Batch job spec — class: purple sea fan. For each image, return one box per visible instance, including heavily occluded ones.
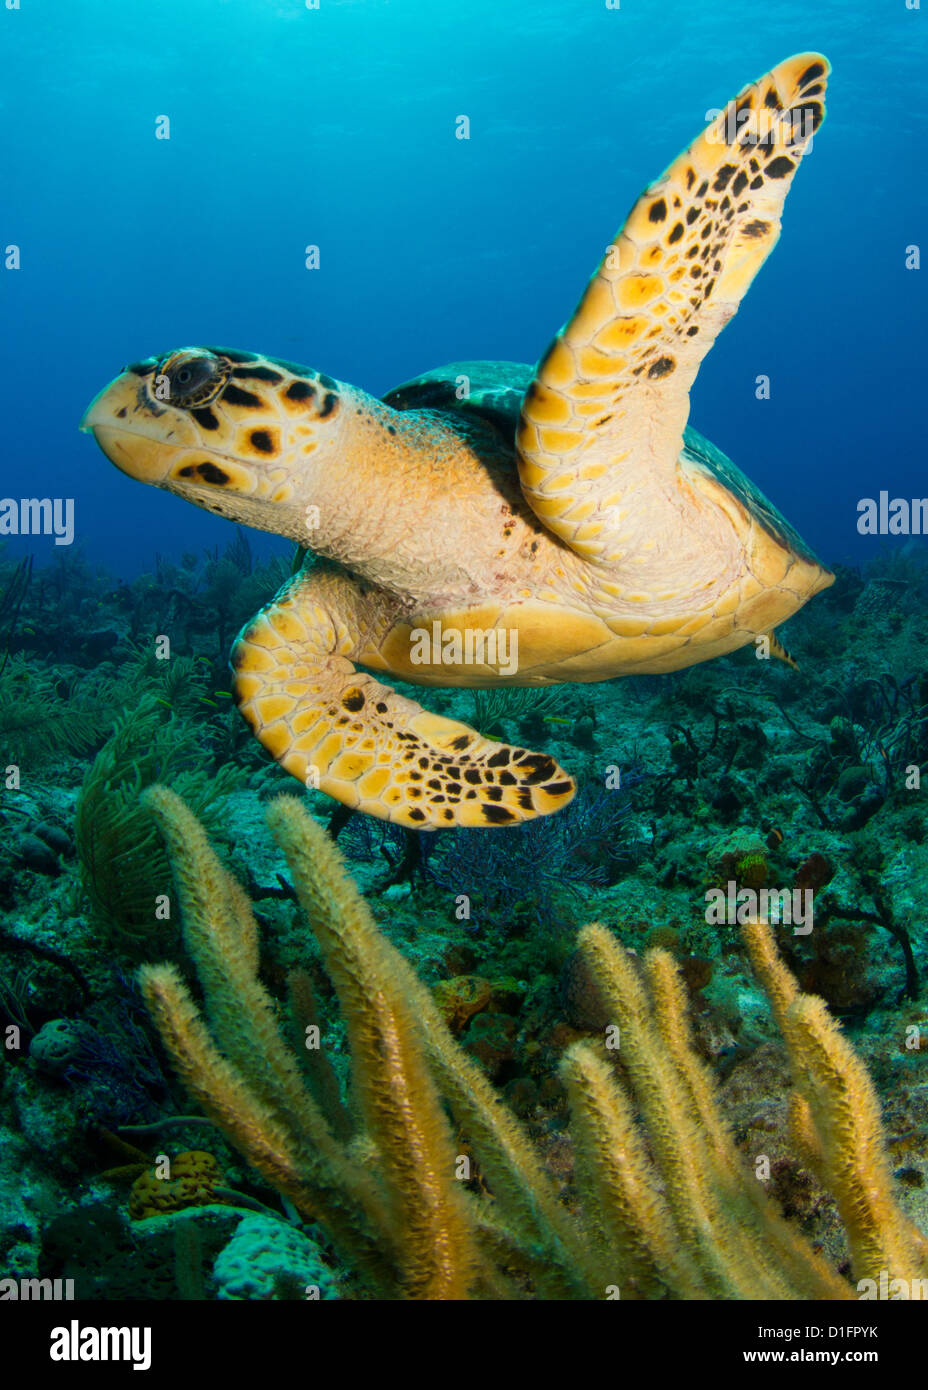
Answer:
[423,772,644,932]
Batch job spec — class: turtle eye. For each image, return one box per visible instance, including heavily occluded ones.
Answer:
[174,363,200,388]
[153,350,229,408]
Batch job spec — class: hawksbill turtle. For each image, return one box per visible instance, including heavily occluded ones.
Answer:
[83,53,833,830]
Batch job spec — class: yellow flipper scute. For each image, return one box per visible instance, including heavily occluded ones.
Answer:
[517,54,829,564]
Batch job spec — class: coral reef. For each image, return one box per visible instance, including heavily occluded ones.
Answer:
[2,541,927,1302]
[136,786,927,1299]
[212,1214,338,1300]
[75,697,244,942]
[129,1151,229,1220]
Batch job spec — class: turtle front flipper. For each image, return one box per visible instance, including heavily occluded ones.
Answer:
[231,568,575,829]
[517,53,829,564]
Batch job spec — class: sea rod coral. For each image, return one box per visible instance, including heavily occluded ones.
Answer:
[137,785,928,1300]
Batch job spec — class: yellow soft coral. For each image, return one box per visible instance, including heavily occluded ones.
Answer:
[137,786,928,1299]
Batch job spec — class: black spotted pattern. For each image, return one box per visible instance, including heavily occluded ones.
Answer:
[249,429,275,453]
[178,461,230,485]
[232,366,284,383]
[285,380,316,402]
[222,384,264,409]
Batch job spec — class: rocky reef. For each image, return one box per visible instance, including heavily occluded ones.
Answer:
[1,535,926,1298]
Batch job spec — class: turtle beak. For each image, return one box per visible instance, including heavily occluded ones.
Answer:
[80,372,139,435]
[81,373,195,484]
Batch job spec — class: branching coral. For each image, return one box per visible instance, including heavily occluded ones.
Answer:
[151,539,292,658]
[0,552,32,675]
[75,698,243,942]
[741,921,928,1283]
[340,774,640,929]
[471,685,566,739]
[0,640,227,772]
[138,787,927,1300]
[0,654,108,766]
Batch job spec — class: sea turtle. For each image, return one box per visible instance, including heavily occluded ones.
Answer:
[83,53,833,830]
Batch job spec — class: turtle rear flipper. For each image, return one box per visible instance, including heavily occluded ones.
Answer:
[517,53,829,565]
[232,571,575,829]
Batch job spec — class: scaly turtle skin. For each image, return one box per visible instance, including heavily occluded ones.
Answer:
[83,54,833,830]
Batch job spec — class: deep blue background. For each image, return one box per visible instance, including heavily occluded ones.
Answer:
[1,0,925,575]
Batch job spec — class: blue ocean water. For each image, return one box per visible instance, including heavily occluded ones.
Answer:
[2,0,925,574]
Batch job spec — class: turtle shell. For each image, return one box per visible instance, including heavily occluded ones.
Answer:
[382,360,532,441]
[679,428,825,572]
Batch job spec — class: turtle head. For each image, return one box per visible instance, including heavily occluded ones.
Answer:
[81,347,349,540]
